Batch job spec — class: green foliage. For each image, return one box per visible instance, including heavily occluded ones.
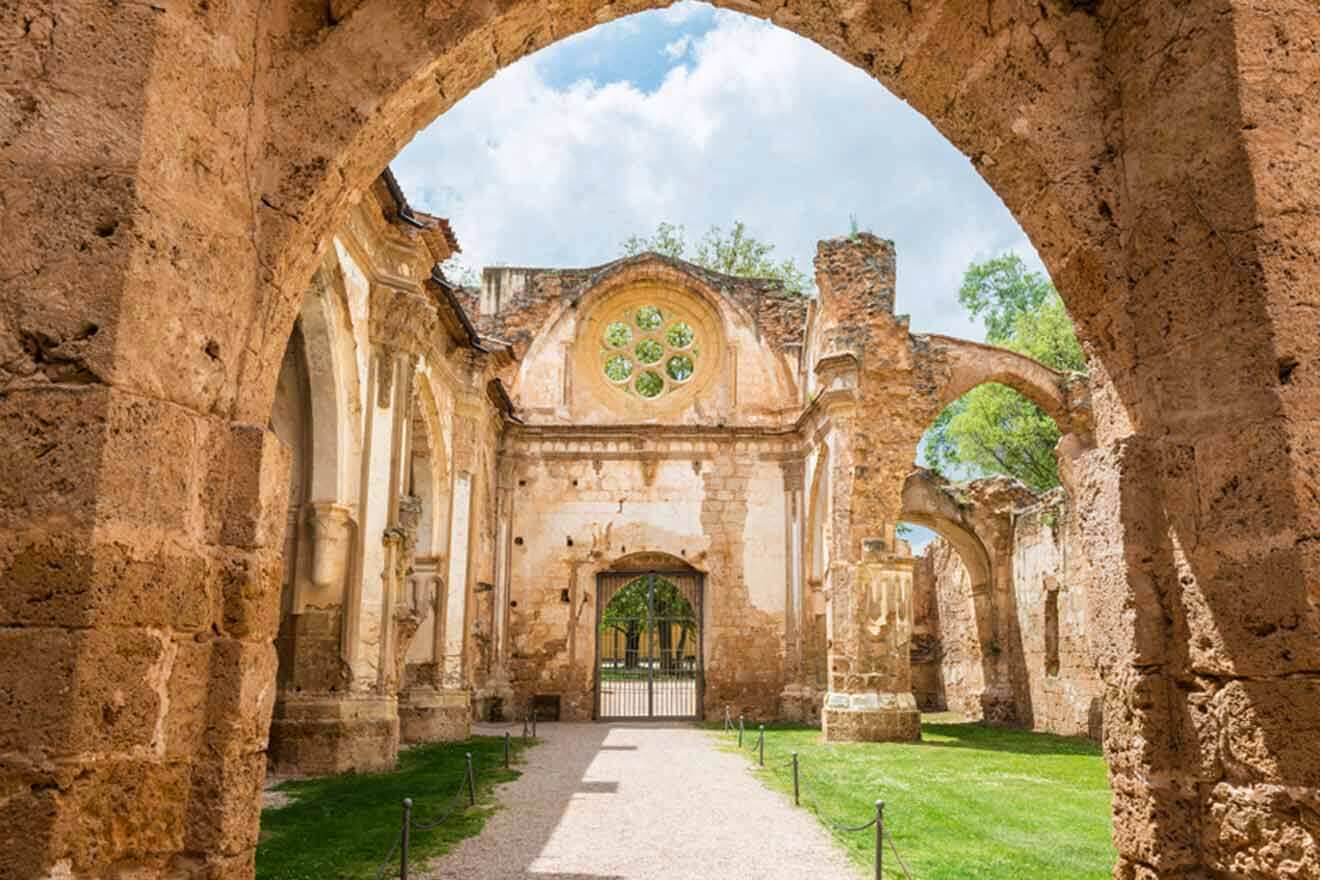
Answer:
[667,321,695,348]
[635,338,664,365]
[621,221,811,295]
[600,577,695,630]
[603,353,633,382]
[957,253,1058,343]
[712,720,1114,879]
[922,254,1086,492]
[604,321,633,349]
[256,735,533,880]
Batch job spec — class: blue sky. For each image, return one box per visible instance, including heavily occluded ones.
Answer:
[393,2,1048,552]
[538,3,721,93]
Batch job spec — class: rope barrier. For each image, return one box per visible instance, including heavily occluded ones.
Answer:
[355,733,540,879]
[721,725,915,878]
[827,815,878,833]
[370,829,403,880]
[409,790,466,831]
[886,827,916,880]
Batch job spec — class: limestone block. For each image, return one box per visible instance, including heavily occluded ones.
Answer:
[267,695,399,777]
[399,688,472,743]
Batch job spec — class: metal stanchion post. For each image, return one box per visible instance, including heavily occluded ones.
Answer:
[465,753,477,807]
[400,798,412,880]
[758,725,765,767]
[792,752,800,806]
[874,800,885,880]
[532,710,537,738]
[504,731,511,769]
[522,714,529,740]
[738,715,744,747]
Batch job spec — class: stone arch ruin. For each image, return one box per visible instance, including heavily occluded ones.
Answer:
[4,2,1317,879]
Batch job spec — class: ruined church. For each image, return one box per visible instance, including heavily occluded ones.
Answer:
[263,168,1100,776]
[9,4,1315,876]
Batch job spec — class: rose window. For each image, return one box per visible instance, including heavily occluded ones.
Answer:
[600,304,699,400]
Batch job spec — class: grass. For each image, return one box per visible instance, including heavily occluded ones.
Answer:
[711,716,1114,880]
[256,734,535,880]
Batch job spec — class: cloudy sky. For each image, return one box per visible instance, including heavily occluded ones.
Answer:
[392,1,1044,342]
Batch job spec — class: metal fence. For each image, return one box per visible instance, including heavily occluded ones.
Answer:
[722,708,916,880]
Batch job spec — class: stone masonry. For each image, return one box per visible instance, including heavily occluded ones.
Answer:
[4,2,1317,878]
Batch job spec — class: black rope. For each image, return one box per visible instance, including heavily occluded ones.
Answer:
[721,727,914,873]
[370,829,403,880]
[886,827,916,879]
[410,790,467,831]
[827,815,878,833]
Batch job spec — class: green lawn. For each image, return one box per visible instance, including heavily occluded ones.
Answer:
[257,734,534,880]
[713,718,1115,880]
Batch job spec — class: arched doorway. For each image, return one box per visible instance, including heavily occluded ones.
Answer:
[596,570,703,720]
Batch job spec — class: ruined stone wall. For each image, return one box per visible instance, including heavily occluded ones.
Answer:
[494,256,806,427]
[9,3,1317,876]
[499,434,790,722]
[907,545,943,712]
[915,487,1102,739]
[920,542,986,718]
[1009,492,1103,739]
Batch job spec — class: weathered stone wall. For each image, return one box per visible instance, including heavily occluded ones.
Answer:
[913,485,1103,739]
[261,174,498,775]
[498,437,791,722]
[914,542,986,717]
[1010,492,1103,739]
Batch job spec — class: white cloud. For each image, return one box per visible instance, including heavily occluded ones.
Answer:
[393,8,1043,342]
[662,33,693,60]
[660,1,706,24]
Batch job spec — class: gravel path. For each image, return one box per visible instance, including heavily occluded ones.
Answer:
[420,722,862,880]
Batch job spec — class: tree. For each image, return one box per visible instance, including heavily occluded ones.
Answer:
[922,254,1086,492]
[621,221,811,295]
[599,576,696,672]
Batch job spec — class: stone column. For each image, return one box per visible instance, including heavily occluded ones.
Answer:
[437,404,479,732]
[810,236,923,742]
[477,457,517,719]
[778,460,813,720]
[271,344,406,776]
[816,383,921,742]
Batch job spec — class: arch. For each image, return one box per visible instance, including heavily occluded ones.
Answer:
[606,550,701,574]
[14,4,1318,879]
[297,276,349,503]
[899,469,1015,723]
[409,375,450,559]
[239,0,1117,423]
[900,469,994,599]
[916,333,1092,438]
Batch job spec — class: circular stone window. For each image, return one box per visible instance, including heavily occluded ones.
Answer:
[595,302,705,403]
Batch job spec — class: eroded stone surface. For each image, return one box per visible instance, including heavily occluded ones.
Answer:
[4,2,1317,878]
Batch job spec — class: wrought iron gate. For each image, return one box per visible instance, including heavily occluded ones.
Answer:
[596,571,703,720]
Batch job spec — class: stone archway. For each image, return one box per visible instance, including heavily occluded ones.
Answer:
[899,470,1015,721]
[5,3,1318,879]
